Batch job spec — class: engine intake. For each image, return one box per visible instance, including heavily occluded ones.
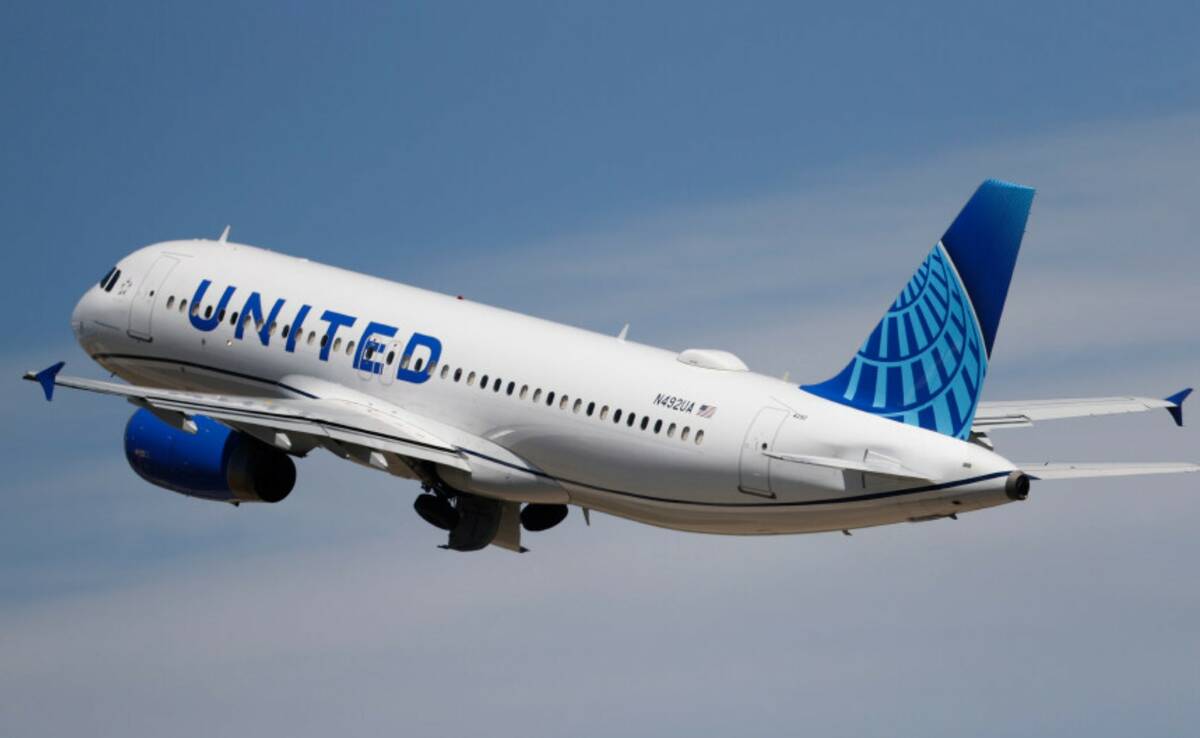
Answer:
[124,408,296,503]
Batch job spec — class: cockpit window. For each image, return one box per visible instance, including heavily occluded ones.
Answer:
[99,267,116,288]
[103,269,122,292]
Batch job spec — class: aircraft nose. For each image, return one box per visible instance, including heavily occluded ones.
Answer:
[71,286,99,344]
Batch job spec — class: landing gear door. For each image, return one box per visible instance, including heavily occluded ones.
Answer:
[127,256,179,342]
[738,407,788,497]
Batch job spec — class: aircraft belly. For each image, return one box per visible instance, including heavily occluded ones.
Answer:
[504,425,737,504]
[564,478,1017,535]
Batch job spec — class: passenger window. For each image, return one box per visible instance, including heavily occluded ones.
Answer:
[506,381,515,395]
[333,337,342,352]
[346,339,356,355]
[426,360,437,374]
[400,354,411,370]
[454,368,462,382]
[667,423,676,438]
[681,427,691,441]
[320,334,328,348]
[654,419,662,434]
[520,385,528,399]
[493,378,501,392]
[600,405,609,420]
[166,296,175,309]
[533,389,542,402]
[441,365,450,379]
[573,399,582,413]
[205,306,214,319]
[627,413,636,427]
[640,417,649,431]
[306,331,315,346]
[586,401,595,416]
[386,351,395,365]
[695,430,705,445]
[560,395,569,410]
[480,374,489,389]
[613,409,622,423]
[179,299,187,313]
[415,357,425,373]
[282,324,291,338]
[218,309,226,322]
[230,311,238,326]
[546,391,556,406]
[468,372,476,386]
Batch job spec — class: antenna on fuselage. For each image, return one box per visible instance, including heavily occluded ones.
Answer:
[616,323,629,341]
[218,225,232,243]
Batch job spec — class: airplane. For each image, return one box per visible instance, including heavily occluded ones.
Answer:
[24,180,1197,552]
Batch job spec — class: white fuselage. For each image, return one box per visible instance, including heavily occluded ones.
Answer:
[72,240,1023,534]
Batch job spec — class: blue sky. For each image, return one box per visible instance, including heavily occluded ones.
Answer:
[2,3,1198,736]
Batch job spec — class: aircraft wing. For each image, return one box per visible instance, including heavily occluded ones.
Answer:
[23,362,470,473]
[1021,462,1200,480]
[973,388,1191,431]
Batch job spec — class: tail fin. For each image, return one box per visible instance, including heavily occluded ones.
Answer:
[801,179,1035,439]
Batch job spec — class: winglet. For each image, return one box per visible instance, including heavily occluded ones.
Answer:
[1165,387,1192,427]
[25,361,66,401]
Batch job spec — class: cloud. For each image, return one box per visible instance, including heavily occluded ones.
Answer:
[3,112,1199,737]
[399,112,1199,385]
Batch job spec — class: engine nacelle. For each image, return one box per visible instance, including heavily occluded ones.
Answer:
[124,408,296,503]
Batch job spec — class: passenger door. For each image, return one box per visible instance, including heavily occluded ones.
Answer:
[738,407,789,497]
[127,256,179,342]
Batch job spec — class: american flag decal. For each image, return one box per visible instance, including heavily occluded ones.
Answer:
[696,404,717,418]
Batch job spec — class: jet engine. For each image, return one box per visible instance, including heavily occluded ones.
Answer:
[124,408,296,503]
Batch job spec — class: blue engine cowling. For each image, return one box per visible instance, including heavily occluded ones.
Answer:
[124,408,296,503]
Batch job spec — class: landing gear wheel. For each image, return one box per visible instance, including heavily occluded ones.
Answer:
[414,493,459,531]
[520,503,569,532]
[445,494,503,551]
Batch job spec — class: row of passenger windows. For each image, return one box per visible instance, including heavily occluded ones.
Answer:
[163,293,705,445]
[163,294,420,364]
[434,363,706,445]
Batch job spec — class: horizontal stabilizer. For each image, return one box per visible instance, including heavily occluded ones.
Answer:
[1021,462,1200,480]
[974,391,1191,430]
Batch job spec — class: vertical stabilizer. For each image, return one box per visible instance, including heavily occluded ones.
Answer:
[802,180,1035,439]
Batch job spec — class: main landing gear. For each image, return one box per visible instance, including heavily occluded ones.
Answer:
[413,484,569,552]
